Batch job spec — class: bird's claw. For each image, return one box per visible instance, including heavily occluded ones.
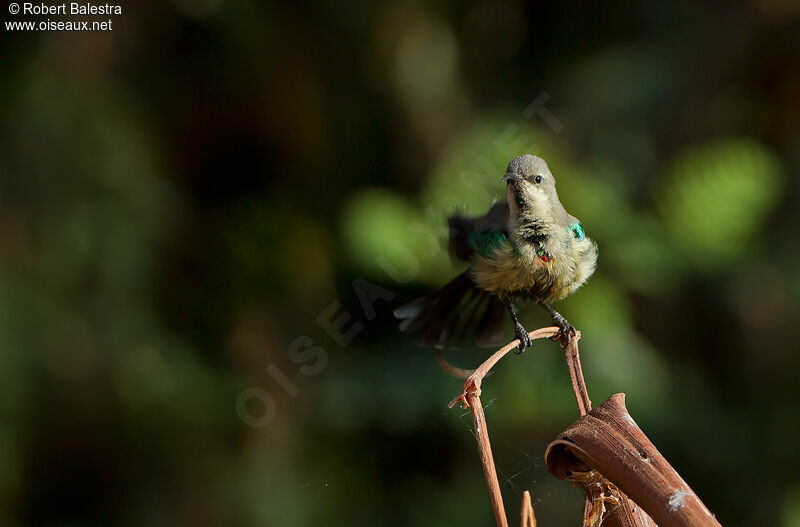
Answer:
[514,323,532,354]
[550,314,576,347]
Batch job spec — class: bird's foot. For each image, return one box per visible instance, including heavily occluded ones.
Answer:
[514,323,533,354]
[448,374,482,409]
[550,313,576,347]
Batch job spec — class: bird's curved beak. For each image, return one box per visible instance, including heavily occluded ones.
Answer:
[501,172,524,184]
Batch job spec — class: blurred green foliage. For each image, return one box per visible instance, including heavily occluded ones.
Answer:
[658,138,784,267]
[782,486,800,527]
[0,2,799,527]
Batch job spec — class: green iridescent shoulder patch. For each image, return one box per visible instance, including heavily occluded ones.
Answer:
[469,229,508,258]
[570,222,585,240]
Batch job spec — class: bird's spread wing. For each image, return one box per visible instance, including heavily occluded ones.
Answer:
[394,201,511,349]
[393,271,508,349]
[448,201,509,262]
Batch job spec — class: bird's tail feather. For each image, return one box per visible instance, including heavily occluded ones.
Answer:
[394,271,507,349]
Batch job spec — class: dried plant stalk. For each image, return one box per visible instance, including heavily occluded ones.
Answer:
[521,491,537,527]
[449,329,718,527]
[435,350,474,379]
[546,393,722,527]
[452,327,560,527]
[561,337,657,527]
[466,389,509,527]
[449,327,559,409]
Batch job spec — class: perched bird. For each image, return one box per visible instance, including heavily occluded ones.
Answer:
[394,154,597,352]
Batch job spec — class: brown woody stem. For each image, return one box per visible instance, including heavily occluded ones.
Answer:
[467,390,509,527]
[546,393,722,527]
[561,335,656,527]
[449,327,559,527]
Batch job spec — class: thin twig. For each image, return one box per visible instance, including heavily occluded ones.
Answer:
[563,335,591,416]
[467,389,509,527]
[558,339,657,527]
[435,350,474,379]
[561,333,600,526]
[448,327,560,408]
[564,333,602,527]
[447,326,559,527]
[521,490,537,527]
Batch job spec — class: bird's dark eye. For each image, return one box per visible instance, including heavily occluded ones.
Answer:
[533,174,543,184]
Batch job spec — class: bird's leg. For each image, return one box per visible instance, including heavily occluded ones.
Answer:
[502,297,532,354]
[537,300,576,346]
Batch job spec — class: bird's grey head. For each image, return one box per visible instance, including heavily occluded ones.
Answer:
[501,155,557,216]
[505,155,553,180]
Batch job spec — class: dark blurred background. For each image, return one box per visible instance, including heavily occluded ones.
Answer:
[1,1,800,526]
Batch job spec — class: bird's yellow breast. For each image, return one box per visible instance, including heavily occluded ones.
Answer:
[470,237,597,303]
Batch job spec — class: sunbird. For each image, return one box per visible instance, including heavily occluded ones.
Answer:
[394,155,597,352]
